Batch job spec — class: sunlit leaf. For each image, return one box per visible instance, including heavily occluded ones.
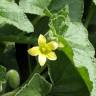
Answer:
[48,51,89,96]
[48,2,96,95]
[19,0,51,16]
[0,1,34,33]
[16,74,52,96]
[49,0,83,22]
[93,0,96,5]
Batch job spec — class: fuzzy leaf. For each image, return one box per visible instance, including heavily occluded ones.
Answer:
[48,4,96,96]
[49,0,84,22]
[19,0,51,16]
[0,1,34,33]
[16,74,52,96]
[93,0,96,5]
[48,51,90,96]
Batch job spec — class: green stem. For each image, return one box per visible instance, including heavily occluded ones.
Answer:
[1,90,17,96]
[84,2,95,28]
[1,92,15,96]
[29,63,47,78]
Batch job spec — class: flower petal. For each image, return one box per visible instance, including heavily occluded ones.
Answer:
[47,41,58,50]
[28,46,40,56]
[38,54,46,66]
[47,52,57,60]
[38,34,46,46]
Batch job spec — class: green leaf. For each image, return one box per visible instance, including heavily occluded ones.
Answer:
[0,17,49,44]
[62,22,96,94]
[48,51,89,96]
[3,0,15,2]
[48,0,84,22]
[48,5,96,96]
[0,1,34,33]
[16,73,52,96]
[19,0,51,16]
[93,0,96,5]
[0,24,37,44]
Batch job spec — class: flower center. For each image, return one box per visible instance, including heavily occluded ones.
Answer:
[41,47,47,53]
[40,44,51,54]
[40,46,48,54]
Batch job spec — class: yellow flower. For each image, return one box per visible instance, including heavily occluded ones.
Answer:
[28,34,58,66]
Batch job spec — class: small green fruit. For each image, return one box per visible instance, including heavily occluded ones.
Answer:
[6,70,20,89]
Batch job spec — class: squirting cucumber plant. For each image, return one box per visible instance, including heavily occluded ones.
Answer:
[0,0,96,96]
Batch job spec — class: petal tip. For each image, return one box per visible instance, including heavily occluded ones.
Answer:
[38,54,46,66]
